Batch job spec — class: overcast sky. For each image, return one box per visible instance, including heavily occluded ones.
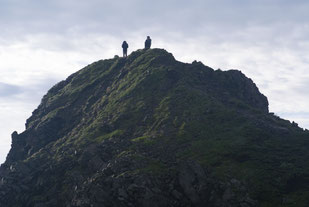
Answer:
[1,0,309,163]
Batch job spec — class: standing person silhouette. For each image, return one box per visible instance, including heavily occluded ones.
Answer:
[144,36,151,49]
[122,41,129,57]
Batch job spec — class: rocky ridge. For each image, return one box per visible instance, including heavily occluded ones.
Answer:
[0,49,308,207]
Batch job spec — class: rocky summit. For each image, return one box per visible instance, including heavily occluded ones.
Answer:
[0,49,309,207]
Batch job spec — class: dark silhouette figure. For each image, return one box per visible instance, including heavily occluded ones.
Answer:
[122,41,129,57]
[144,36,151,49]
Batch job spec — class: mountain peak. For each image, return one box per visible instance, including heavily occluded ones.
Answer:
[1,49,308,207]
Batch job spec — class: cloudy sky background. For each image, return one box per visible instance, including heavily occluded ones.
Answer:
[1,0,309,163]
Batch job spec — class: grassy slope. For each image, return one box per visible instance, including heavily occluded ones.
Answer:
[3,49,309,206]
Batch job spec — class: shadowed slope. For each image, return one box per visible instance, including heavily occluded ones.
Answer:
[0,49,308,207]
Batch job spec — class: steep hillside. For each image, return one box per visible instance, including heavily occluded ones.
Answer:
[0,49,308,207]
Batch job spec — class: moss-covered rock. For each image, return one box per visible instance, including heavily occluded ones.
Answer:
[0,49,308,207]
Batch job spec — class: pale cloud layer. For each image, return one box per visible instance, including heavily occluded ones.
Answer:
[0,0,309,163]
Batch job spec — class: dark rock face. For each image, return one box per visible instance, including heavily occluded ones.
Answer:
[220,70,268,113]
[0,49,308,206]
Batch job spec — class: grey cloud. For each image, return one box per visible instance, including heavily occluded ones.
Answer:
[0,77,59,101]
[1,0,309,40]
[0,82,22,97]
[19,78,60,103]
[279,112,309,118]
[291,78,309,95]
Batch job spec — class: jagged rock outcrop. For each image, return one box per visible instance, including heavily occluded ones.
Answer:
[0,49,308,206]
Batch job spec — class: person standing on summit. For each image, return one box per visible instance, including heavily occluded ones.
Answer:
[144,36,151,49]
[122,41,129,57]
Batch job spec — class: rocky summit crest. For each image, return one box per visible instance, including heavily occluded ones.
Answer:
[0,49,308,207]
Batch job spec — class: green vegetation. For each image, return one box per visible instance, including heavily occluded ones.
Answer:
[2,49,309,207]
